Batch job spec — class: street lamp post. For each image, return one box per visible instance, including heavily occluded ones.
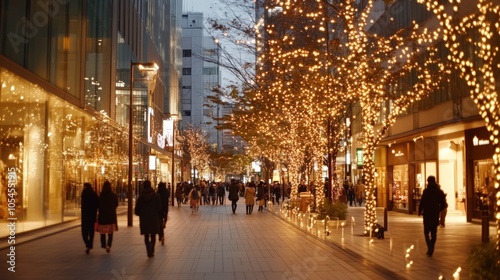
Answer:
[171,121,175,206]
[128,61,158,227]
[169,115,178,206]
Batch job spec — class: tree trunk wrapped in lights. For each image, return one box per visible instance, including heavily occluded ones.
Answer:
[418,0,500,250]
[182,125,210,183]
[343,0,447,233]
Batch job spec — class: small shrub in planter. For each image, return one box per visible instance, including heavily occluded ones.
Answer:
[468,242,499,279]
[317,199,348,220]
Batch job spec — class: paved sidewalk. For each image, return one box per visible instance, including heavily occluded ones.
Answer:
[0,200,493,280]
[268,203,494,280]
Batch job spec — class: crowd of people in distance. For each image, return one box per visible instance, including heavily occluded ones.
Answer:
[80,177,375,259]
[81,175,447,259]
[173,179,291,211]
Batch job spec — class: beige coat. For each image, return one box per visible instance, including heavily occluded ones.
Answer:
[356,183,364,200]
[244,187,256,205]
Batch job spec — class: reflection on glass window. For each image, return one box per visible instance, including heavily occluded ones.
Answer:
[393,164,409,210]
[473,159,495,220]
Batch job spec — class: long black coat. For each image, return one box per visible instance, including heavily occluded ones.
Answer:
[135,188,161,235]
[157,187,169,217]
[97,191,118,225]
[418,183,446,228]
[228,183,239,202]
[81,187,99,226]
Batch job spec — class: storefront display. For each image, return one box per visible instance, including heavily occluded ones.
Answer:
[465,127,495,222]
[392,164,409,210]
[0,69,130,237]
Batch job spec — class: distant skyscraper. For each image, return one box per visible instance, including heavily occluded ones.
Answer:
[181,12,222,152]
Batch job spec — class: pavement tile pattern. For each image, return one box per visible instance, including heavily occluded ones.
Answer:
[0,199,493,280]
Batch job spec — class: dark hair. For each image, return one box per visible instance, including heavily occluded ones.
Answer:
[102,181,112,193]
[427,176,436,184]
[143,180,152,189]
[84,182,92,188]
[158,182,167,190]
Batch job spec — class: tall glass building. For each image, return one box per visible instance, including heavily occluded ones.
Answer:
[0,0,182,237]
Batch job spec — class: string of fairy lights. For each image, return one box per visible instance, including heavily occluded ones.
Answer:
[227,0,498,243]
[183,125,211,182]
[417,0,500,250]
[232,0,445,233]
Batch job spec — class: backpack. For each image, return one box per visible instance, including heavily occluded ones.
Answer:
[192,189,199,200]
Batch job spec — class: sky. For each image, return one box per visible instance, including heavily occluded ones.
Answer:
[183,0,220,19]
[182,0,253,87]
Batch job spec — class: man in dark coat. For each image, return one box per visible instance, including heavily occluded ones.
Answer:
[157,182,169,245]
[418,176,447,257]
[228,179,240,214]
[135,180,161,258]
[217,183,225,205]
[81,182,99,254]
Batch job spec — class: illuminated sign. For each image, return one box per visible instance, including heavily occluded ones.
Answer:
[149,155,156,170]
[164,119,174,147]
[356,148,363,167]
[157,134,165,149]
[472,136,490,146]
[147,107,154,143]
[395,151,404,157]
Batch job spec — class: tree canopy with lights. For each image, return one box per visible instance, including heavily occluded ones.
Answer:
[341,0,446,233]
[418,0,500,250]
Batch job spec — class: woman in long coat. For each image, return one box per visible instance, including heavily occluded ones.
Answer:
[157,182,169,245]
[81,182,99,254]
[256,182,265,212]
[244,183,256,214]
[96,181,118,253]
[135,180,161,258]
[228,180,240,214]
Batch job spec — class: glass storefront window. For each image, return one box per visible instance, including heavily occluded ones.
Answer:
[473,159,495,220]
[392,164,409,210]
[0,69,130,237]
[375,167,386,207]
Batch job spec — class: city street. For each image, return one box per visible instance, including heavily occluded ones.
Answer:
[0,200,493,280]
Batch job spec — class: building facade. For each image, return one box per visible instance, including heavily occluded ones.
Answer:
[181,12,222,155]
[0,0,182,237]
[348,0,496,223]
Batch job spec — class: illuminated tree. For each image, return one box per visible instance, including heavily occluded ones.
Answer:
[418,0,500,249]
[209,150,253,181]
[181,125,210,183]
[342,0,446,233]
[215,0,355,209]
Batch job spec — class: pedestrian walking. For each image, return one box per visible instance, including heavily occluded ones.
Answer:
[208,183,216,205]
[200,182,207,205]
[274,183,281,205]
[217,183,225,205]
[228,179,240,214]
[418,176,447,257]
[355,179,364,207]
[348,183,355,206]
[245,183,256,214]
[96,181,118,253]
[257,182,265,212]
[157,182,169,246]
[189,185,201,213]
[135,180,161,258]
[81,182,99,254]
[175,184,183,207]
